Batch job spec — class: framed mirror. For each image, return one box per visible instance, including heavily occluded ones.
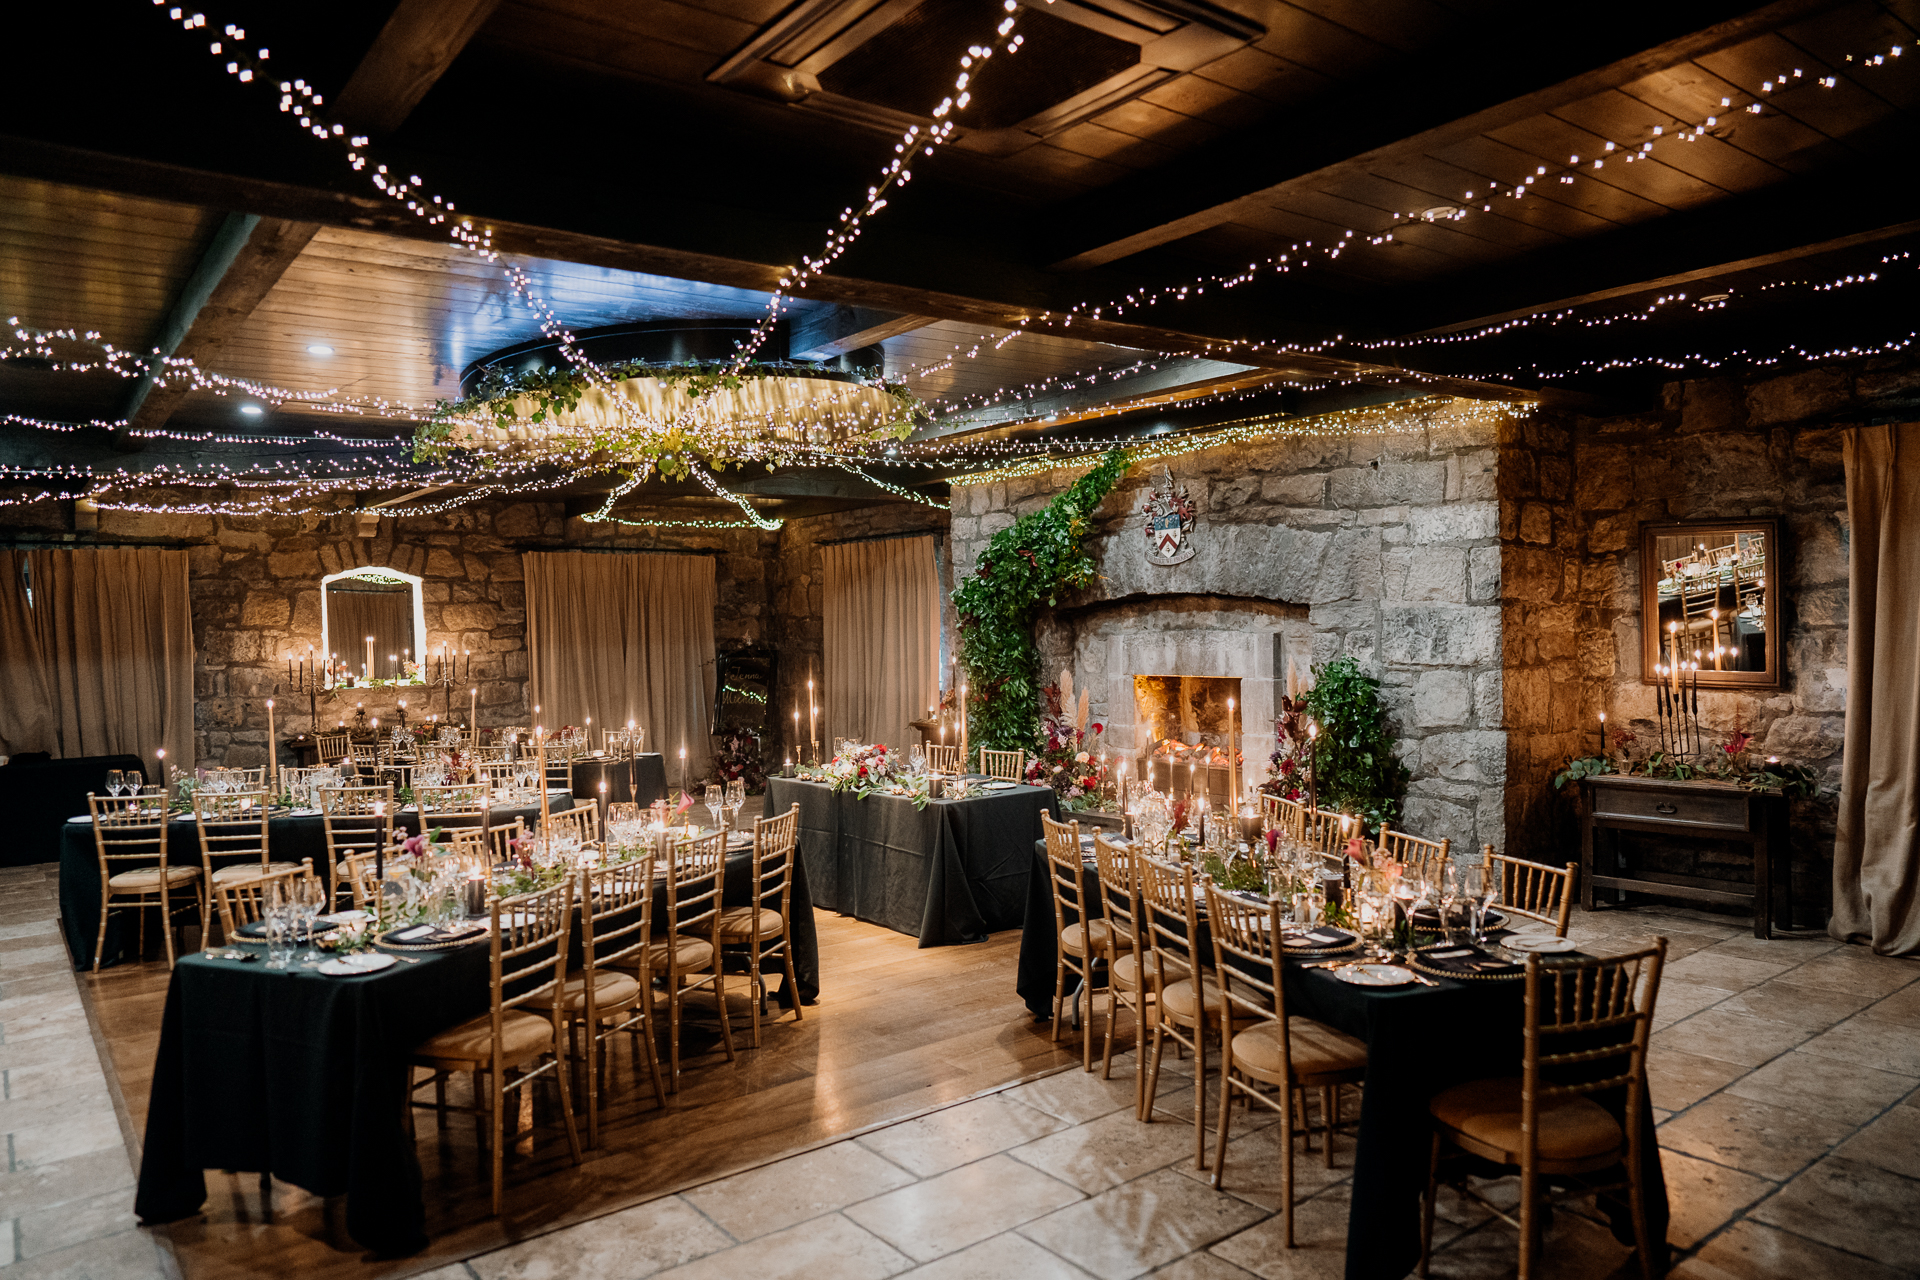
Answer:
[321,567,426,682]
[1640,518,1781,690]
[712,645,776,735]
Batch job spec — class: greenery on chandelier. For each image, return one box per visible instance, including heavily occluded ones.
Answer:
[1303,656,1410,831]
[952,449,1128,758]
[412,358,928,479]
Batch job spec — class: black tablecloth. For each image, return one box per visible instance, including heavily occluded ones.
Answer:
[570,754,667,808]
[0,754,146,867]
[135,943,490,1255]
[58,791,576,970]
[1014,841,1669,1280]
[765,778,1056,945]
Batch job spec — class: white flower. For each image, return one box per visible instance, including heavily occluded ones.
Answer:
[1075,751,1090,764]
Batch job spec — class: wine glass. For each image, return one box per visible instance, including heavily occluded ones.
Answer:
[909,746,927,777]
[727,779,745,830]
[105,770,125,798]
[262,878,297,969]
[1459,864,1497,944]
[127,770,145,798]
[294,875,325,966]
[705,784,725,833]
[1358,887,1393,962]
[1438,861,1462,943]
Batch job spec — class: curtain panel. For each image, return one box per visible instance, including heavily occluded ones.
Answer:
[1833,423,1920,955]
[0,547,195,770]
[822,535,939,755]
[522,552,716,769]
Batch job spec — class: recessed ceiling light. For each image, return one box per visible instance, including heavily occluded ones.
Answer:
[1418,205,1462,221]
[239,404,264,417]
[1700,293,1731,302]
[306,343,335,356]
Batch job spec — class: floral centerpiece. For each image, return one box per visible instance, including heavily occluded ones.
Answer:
[1259,679,1313,803]
[712,727,767,794]
[804,742,897,799]
[1022,672,1111,810]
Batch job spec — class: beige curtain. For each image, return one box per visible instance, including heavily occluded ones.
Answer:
[823,535,939,753]
[1833,423,1920,955]
[523,552,715,768]
[325,587,410,677]
[0,547,194,768]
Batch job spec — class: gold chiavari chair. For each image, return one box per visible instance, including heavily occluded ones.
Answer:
[718,804,803,1047]
[1093,835,1153,1109]
[348,742,380,781]
[89,792,201,971]
[1679,575,1729,651]
[1375,823,1450,884]
[484,819,525,867]
[407,880,583,1217]
[315,731,351,766]
[1138,853,1227,1169]
[1486,847,1579,937]
[194,789,298,941]
[1303,808,1353,860]
[210,859,318,939]
[544,800,600,851]
[1419,940,1668,1280]
[470,744,511,764]
[925,743,961,774]
[1205,882,1368,1241]
[279,766,328,806]
[528,859,666,1146]
[415,784,489,835]
[613,831,736,1091]
[337,847,390,912]
[1261,793,1307,842]
[1042,814,1109,1072]
[319,784,394,906]
[543,740,576,791]
[980,749,1025,781]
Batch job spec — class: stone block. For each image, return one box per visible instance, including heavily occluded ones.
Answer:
[1503,547,1559,603]
[1457,448,1498,502]
[1575,446,1635,511]
[1419,730,1507,784]
[1679,378,1743,435]
[1408,502,1497,545]
[1379,604,1498,666]
[1519,502,1553,545]
[1539,455,1572,501]
[441,603,500,632]
[1383,546,1467,602]
[266,550,320,580]
[1412,670,1472,729]
[1793,516,1847,586]
[1473,670,1503,727]
[424,547,463,579]
[1329,460,1445,509]
[1747,368,1850,427]
[241,593,289,628]
[217,528,271,552]
[1260,472,1326,507]
[1401,793,1474,850]
[1504,666,1550,730]
[1468,545,1501,602]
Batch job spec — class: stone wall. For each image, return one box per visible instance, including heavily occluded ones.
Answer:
[951,414,1511,854]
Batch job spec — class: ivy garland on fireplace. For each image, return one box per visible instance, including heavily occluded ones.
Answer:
[953,449,1129,760]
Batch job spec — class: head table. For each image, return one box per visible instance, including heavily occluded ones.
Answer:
[1017,836,1671,1280]
[763,776,1057,946]
[133,826,820,1255]
[58,791,576,969]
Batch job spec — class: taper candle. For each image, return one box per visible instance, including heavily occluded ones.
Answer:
[536,725,550,839]
[265,698,277,796]
[365,636,374,680]
[1226,695,1238,810]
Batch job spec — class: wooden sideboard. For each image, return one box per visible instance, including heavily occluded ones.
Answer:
[1579,775,1791,939]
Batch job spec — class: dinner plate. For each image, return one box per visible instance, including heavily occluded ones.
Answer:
[322,910,372,924]
[984,781,1018,791]
[235,917,338,939]
[1502,933,1577,954]
[1333,963,1416,987]
[319,952,395,976]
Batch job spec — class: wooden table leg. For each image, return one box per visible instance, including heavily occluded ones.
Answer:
[1751,798,1772,939]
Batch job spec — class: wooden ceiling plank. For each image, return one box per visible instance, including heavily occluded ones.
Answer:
[1047,0,1847,270]
[333,0,510,133]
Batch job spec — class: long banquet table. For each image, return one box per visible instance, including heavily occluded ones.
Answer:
[765,776,1056,945]
[135,832,822,1253]
[1015,840,1670,1280]
[57,790,576,970]
[570,752,667,807]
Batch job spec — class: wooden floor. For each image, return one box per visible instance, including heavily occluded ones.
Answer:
[84,913,1085,1280]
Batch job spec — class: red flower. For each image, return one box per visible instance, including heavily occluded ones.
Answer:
[857,765,868,778]
[1279,757,1296,777]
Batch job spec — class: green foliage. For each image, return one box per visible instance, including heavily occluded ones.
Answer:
[1553,752,1819,798]
[951,450,1129,760]
[1303,656,1410,831]
[1552,755,1616,790]
[413,358,926,479]
[1201,852,1266,895]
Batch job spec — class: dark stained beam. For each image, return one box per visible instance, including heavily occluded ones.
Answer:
[331,0,507,134]
[1045,0,1846,271]
[119,214,322,445]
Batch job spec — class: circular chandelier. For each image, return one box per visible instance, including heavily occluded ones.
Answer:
[422,320,924,473]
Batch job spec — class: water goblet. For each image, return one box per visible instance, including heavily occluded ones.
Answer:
[105,769,125,798]
[294,876,326,966]
[727,779,745,828]
[705,784,725,832]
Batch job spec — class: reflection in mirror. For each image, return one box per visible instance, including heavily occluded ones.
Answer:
[322,568,424,681]
[713,645,776,734]
[1642,519,1779,688]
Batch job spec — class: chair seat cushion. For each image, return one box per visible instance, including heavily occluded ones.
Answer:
[108,865,202,890]
[209,861,299,884]
[413,1009,552,1067]
[717,906,786,940]
[1430,1077,1624,1164]
[1062,919,1112,958]
[626,934,713,973]
[1230,1017,1368,1081]
[1159,977,1224,1022]
[524,970,642,1017]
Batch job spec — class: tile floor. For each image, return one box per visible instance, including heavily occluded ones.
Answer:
[0,864,179,1278]
[10,856,1920,1280]
[434,903,1920,1280]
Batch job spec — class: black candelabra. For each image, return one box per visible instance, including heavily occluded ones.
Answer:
[1652,657,1703,759]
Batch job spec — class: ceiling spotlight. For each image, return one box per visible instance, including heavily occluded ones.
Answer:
[239,404,264,416]
[1700,293,1731,302]
[306,343,335,356]
[1418,205,1462,221]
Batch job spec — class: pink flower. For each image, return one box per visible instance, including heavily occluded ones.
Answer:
[1074,751,1090,764]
